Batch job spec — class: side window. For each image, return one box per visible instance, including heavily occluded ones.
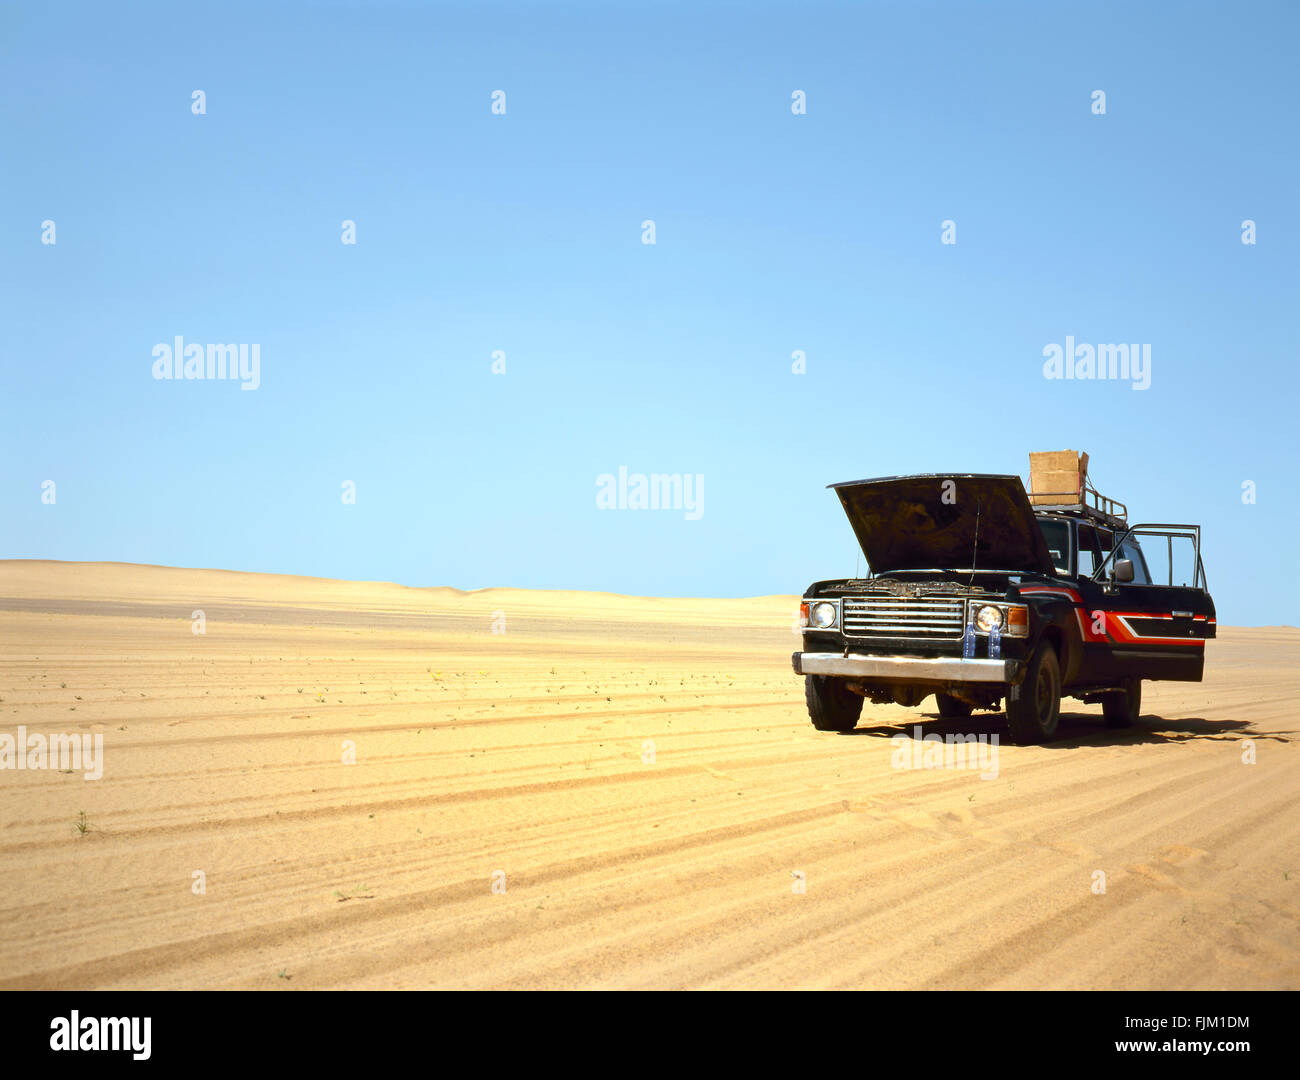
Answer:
[1092,527,1202,587]
[1088,528,1130,581]
[1158,535,1198,587]
[1117,537,1152,584]
[1077,525,1102,578]
[1124,529,1199,587]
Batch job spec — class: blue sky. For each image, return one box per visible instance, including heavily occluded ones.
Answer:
[2,1,1296,624]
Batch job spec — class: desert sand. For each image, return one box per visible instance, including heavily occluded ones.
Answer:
[0,560,1296,989]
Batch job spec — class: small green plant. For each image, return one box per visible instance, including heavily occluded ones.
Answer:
[74,810,89,836]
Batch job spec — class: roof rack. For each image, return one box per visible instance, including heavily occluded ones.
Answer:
[1030,481,1128,528]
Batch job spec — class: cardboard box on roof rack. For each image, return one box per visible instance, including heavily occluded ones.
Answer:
[1029,449,1089,506]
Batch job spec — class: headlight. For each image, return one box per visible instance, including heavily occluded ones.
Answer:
[966,601,1029,637]
[810,602,837,629]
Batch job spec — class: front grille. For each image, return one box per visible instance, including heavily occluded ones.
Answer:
[842,595,965,637]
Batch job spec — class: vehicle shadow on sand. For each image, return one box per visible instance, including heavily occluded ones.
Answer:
[844,711,1288,747]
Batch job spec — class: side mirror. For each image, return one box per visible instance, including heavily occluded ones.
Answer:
[1113,558,1135,583]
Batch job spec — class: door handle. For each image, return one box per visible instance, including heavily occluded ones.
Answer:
[1172,610,1192,617]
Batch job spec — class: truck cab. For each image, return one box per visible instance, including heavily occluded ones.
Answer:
[792,471,1215,743]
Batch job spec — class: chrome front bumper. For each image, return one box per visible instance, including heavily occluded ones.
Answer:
[793,652,1021,683]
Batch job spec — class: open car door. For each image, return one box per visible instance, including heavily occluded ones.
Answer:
[1091,523,1216,682]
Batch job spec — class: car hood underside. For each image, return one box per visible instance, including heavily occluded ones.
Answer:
[830,473,1055,576]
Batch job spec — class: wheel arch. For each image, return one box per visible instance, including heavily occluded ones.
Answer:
[1039,623,1077,685]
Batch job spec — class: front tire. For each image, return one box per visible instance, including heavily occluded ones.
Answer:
[1005,641,1061,743]
[805,674,863,732]
[1103,678,1141,728]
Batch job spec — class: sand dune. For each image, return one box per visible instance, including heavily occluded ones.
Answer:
[0,560,1296,989]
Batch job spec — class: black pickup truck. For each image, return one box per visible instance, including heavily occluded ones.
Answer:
[792,474,1215,743]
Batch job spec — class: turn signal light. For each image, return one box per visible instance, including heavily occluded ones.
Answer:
[1006,604,1029,637]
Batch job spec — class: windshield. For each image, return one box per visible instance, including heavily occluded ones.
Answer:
[1037,519,1070,574]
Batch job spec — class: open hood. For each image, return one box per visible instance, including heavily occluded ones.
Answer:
[831,473,1055,575]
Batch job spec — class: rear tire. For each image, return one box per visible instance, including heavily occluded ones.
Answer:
[935,693,973,719]
[805,674,863,732]
[1103,678,1141,728]
[1005,641,1061,743]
